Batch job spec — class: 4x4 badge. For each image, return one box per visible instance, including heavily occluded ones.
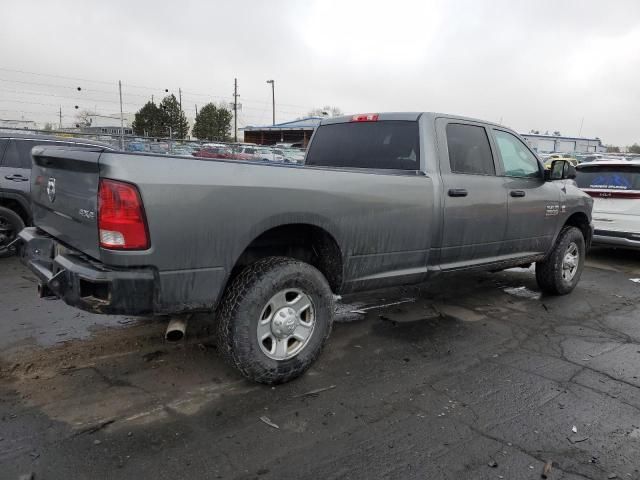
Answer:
[46,177,56,203]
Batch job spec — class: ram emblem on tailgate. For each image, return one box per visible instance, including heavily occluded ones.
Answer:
[46,177,56,203]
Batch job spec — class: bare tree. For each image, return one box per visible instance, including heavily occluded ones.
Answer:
[75,109,94,127]
[307,106,343,118]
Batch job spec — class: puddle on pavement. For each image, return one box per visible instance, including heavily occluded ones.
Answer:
[336,298,417,323]
[502,286,541,300]
[0,314,252,432]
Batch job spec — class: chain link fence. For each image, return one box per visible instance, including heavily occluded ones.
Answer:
[0,126,306,164]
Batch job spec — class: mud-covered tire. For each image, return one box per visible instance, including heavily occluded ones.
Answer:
[215,256,334,384]
[536,226,585,295]
[0,206,25,259]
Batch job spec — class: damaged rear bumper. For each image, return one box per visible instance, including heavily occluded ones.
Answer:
[18,227,155,315]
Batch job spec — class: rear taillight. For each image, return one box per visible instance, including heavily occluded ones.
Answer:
[351,113,379,122]
[98,179,150,250]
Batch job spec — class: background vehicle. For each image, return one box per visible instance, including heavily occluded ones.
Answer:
[148,143,169,154]
[544,153,578,169]
[280,148,306,164]
[576,161,640,248]
[194,146,251,161]
[256,147,285,162]
[575,153,603,164]
[0,133,112,257]
[19,112,593,383]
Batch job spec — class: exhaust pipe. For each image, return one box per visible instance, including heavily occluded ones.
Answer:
[165,315,189,342]
[37,282,55,298]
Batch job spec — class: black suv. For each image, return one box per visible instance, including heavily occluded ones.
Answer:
[0,133,113,257]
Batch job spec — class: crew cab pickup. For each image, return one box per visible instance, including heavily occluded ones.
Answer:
[19,112,594,383]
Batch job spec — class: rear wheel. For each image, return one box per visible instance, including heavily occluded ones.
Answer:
[216,256,334,384]
[0,206,25,258]
[536,226,585,295]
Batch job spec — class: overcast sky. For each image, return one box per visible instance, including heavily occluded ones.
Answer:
[2,0,639,145]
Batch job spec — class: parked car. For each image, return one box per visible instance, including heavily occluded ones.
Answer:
[574,154,603,164]
[193,146,235,159]
[576,160,640,248]
[148,143,169,154]
[126,141,146,152]
[275,142,303,149]
[0,133,112,257]
[279,148,306,164]
[544,154,578,169]
[18,112,593,383]
[237,146,285,162]
[171,145,199,157]
[256,148,285,162]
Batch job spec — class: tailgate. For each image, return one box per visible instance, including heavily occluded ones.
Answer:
[31,145,104,260]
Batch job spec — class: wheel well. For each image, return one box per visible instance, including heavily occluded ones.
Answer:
[564,212,591,248]
[0,199,30,225]
[231,224,343,292]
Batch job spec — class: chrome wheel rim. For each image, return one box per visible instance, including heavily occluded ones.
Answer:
[562,242,579,282]
[257,288,316,361]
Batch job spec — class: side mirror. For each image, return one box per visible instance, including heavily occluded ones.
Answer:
[545,160,576,181]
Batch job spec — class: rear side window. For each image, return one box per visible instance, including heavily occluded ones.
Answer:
[3,140,37,168]
[445,124,495,175]
[305,121,419,170]
[576,166,640,190]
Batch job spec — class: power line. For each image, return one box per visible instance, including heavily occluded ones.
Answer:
[0,68,316,110]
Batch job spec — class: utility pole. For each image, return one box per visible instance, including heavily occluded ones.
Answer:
[195,104,198,117]
[578,117,584,137]
[58,106,62,129]
[266,79,275,125]
[233,78,239,142]
[178,88,182,112]
[118,80,125,150]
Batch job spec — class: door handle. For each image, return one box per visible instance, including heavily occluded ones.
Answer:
[448,188,468,197]
[510,190,526,197]
[4,175,28,182]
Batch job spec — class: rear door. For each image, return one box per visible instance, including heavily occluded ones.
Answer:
[0,139,33,199]
[436,119,508,268]
[491,129,560,256]
[575,164,640,235]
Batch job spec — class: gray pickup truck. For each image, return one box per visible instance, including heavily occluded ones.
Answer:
[19,112,593,383]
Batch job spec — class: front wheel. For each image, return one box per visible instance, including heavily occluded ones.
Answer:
[216,257,334,384]
[535,226,585,295]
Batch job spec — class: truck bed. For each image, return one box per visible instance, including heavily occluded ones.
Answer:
[30,148,435,311]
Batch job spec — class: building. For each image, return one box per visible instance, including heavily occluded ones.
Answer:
[521,133,605,154]
[77,113,134,136]
[0,118,37,130]
[241,117,322,146]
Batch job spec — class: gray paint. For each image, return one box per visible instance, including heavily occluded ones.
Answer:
[28,112,593,314]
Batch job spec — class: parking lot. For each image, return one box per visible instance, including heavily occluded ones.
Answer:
[0,248,639,479]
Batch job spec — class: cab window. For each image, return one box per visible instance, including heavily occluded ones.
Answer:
[494,130,540,178]
[445,123,495,175]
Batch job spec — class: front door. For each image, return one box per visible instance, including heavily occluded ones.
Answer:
[491,129,560,256]
[437,120,508,269]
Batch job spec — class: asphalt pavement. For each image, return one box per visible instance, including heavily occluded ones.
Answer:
[1,249,640,479]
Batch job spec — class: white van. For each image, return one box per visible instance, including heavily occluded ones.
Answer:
[576,161,640,248]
